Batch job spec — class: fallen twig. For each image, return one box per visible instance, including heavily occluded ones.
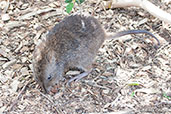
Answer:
[104,0,171,24]
[7,81,30,112]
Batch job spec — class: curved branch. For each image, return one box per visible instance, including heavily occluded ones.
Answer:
[105,0,171,24]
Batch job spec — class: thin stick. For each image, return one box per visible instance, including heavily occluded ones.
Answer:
[8,81,30,111]
[105,0,171,24]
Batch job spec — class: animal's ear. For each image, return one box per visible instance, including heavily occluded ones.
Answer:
[46,50,55,63]
[33,40,46,62]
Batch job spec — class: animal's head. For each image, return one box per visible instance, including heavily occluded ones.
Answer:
[32,40,64,93]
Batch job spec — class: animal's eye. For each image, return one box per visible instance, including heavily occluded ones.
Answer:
[47,74,52,80]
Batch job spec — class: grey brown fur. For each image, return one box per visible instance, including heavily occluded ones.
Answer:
[32,15,159,93]
[33,15,106,92]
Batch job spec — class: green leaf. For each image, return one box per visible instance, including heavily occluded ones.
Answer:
[131,91,135,97]
[76,0,85,4]
[65,0,72,3]
[66,3,74,13]
[163,93,171,99]
[80,0,85,4]
[128,83,140,86]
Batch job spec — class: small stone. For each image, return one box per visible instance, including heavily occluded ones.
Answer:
[1,13,10,21]
[131,43,139,49]
[165,91,171,97]
[20,67,29,76]
[21,57,27,63]
[4,91,10,96]
[12,64,22,70]
[18,104,26,110]
[0,102,3,107]
[125,47,133,55]
[0,74,8,83]
[29,64,33,72]
[33,23,41,30]
[10,80,20,92]
[2,85,9,90]
[4,70,13,77]
[0,1,7,9]
[0,106,6,114]
[81,88,86,93]
[0,22,3,28]
[103,89,110,94]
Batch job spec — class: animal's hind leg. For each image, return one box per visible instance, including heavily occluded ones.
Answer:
[67,65,92,85]
[67,71,90,84]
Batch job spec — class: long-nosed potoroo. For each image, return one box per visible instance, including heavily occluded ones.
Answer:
[32,14,160,93]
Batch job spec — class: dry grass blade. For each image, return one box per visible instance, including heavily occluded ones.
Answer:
[7,81,30,112]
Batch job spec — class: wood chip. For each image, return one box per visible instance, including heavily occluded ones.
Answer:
[66,71,81,75]
[20,67,29,76]
[10,80,20,92]
[18,8,55,20]
[1,13,10,21]
[5,21,27,30]
[2,59,17,69]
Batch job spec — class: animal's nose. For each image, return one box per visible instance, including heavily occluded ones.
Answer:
[41,84,48,93]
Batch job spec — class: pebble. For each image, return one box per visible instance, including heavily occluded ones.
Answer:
[0,1,7,9]
[29,64,33,71]
[12,64,22,70]
[20,67,29,76]
[21,57,27,63]
[0,102,3,107]
[0,46,10,57]
[33,23,42,30]
[165,91,171,97]
[10,80,20,92]
[0,106,6,114]
[0,74,8,83]
[1,13,10,21]
[103,89,110,94]
[4,70,13,78]
[0,23,3,28]
[18,104,26,110]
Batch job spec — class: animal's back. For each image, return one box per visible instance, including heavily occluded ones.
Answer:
[46,15,106,71]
